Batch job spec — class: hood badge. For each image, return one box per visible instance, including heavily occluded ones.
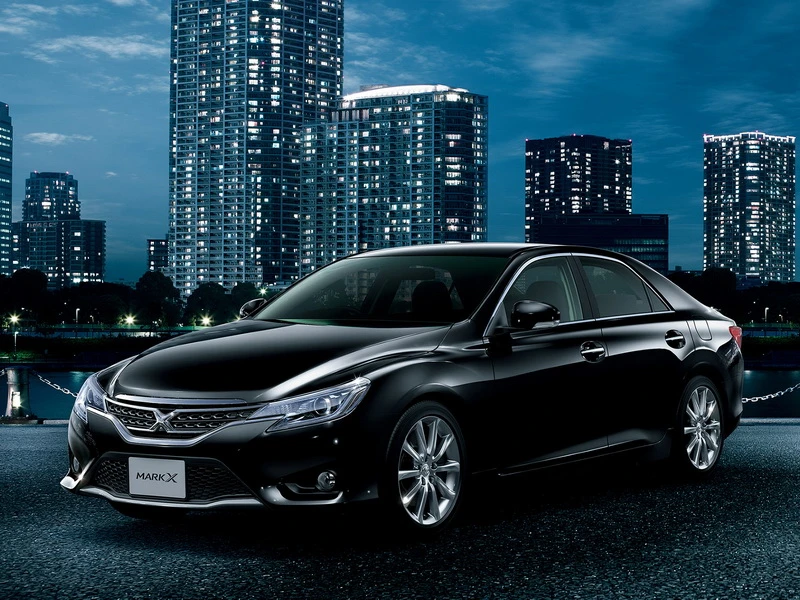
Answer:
[150,410,175,433]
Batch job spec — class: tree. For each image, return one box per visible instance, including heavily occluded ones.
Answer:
[231,282,260,312]
[134,271,183,326]
[9,268,49,319]
[183,283,236,325]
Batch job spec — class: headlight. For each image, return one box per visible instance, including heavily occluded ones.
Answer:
[249,377,370,431]
[73,375,106,423]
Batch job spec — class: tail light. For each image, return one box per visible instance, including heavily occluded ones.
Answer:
[729,326,742,349]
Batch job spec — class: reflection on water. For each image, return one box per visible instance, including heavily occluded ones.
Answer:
[12,369,800,420]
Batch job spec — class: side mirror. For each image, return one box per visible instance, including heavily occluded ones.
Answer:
[239,297,269,319]
[510,300,560,329]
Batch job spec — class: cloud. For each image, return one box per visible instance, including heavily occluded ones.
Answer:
[105,171,118,178]
[701,88,794,135]
[24,132,94,145]
[457,0,514,13]
[0,4,98,35]
[27,35,168,62]
[86,72,169,95]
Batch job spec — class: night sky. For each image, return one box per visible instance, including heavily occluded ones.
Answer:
[2,0,799,282]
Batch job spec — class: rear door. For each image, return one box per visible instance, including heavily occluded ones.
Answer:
[575,255,692,450]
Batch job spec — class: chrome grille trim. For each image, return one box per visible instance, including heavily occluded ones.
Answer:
[115,394,248,407]
[105,397,260,438]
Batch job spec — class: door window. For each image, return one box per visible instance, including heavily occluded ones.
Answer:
[580,258,659,317]
[502,257,583,323]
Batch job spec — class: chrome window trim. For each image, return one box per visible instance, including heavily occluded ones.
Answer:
[483,253,592,338]
[572,252,675,319]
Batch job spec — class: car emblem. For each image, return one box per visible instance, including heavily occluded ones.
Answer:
[150,410,174,433]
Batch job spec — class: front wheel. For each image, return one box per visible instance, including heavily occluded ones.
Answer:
[672,376,724,475]
[382,401,467,534]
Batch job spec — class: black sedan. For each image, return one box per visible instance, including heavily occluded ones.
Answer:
[61,243,744,534]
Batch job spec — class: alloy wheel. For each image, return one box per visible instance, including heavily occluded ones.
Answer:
[397,415,461,526]
[683,384,722,470]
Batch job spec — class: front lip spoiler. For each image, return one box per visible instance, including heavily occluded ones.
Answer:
[60,473,264,509]
[61,473,347,508]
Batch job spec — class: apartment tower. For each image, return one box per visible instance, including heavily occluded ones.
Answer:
[168,0,344,296]
[703,132,796,284]
[300,84,488,273]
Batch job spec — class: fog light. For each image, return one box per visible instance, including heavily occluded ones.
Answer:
[72,456,80,473]
[316,471,336,492]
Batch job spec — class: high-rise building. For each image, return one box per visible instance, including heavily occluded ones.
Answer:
[524,134,632,242]
[703,132,796,284]
[11,172,105,288]
[0,103,11,276]
[147,237,168,273]
[300,84,488,273]
[168,0,344,296]
[23,172,80,221]
[532,214,669,274]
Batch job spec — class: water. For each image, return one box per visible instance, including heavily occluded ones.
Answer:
[11,369,800,420]
[26,371,93,420]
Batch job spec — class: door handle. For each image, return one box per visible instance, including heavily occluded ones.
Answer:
[665,330,686,349]
[580,341,606,362]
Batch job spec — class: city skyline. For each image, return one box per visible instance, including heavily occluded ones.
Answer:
[2,0,800,282]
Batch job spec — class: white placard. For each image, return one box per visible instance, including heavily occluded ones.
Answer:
[128,457,186,499]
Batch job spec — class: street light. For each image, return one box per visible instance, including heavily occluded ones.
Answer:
[124,315,135,326]
[765,307,769,323]
[76,307,80,323]
[201,316,212,326]
[10,314,19,359]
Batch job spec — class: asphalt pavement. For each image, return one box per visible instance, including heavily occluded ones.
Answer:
[2,422,800,599]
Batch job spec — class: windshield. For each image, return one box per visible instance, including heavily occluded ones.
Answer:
[254,254,509,326]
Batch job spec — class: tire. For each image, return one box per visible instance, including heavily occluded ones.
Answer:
[381,401,467,535]
[672,376,724,475]
[109,501,187,521]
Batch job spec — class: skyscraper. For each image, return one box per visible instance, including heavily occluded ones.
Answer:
[524,134,632,242]
[168,0,343,296]
[148,237,168,273]
[300,84,488,273]
[0,103,11,276]
[703,132,796,284]
[12,172,105,288]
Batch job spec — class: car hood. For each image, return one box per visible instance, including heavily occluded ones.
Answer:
[108,319,451,402]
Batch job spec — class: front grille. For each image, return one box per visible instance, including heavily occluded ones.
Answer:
[106,397,257,438]
[170,408,257,430]
[91,457,252,503]
[106,402,157,429]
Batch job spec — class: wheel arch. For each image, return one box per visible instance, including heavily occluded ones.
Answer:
[680,362,731,434]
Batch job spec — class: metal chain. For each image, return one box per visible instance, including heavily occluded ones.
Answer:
[31,370,78,398]
[742,382,800,404]
[7,366,800,405]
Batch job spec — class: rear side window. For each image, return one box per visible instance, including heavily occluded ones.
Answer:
[580,258,659,318]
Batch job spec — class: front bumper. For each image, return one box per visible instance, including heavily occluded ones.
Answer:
[61,405,381,509]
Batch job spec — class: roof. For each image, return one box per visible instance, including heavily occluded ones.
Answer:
[342,84,470,102]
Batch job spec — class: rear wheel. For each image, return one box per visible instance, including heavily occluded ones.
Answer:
[382,401,466,535]
[109,501,187,521]
[672,376,724,475]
